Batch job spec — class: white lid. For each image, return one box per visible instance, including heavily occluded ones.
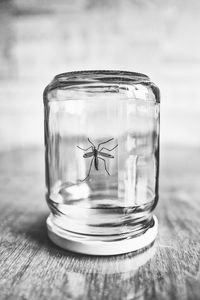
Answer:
[47,215,158,256]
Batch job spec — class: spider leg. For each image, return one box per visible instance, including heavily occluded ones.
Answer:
[77,145,93,151]
[81,157,94,181]
[98,157,110,176]
[99,144,118,152]
[97,138,114,150]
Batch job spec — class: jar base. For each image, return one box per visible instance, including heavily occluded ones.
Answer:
[46,215,158,256]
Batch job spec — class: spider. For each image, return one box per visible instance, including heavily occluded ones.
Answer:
[77,138,118,181]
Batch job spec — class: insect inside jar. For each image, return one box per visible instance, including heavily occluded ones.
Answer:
[77,138,118,181]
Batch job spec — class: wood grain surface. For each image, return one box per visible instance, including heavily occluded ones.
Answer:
[0,146,200,300]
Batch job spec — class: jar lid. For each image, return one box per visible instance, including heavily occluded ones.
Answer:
[47,215,158,256]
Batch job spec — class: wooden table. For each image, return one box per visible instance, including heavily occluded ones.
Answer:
[0,146,200,300]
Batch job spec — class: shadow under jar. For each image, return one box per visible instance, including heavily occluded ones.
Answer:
[43,70,160,255]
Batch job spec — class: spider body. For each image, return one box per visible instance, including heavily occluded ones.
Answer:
[77,138,118,181]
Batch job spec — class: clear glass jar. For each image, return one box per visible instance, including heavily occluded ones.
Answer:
[43,70,160,255]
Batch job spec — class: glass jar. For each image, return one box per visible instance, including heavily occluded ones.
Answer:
[43,70,160,255]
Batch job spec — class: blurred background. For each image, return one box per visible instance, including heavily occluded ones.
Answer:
[0,0,200,151]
